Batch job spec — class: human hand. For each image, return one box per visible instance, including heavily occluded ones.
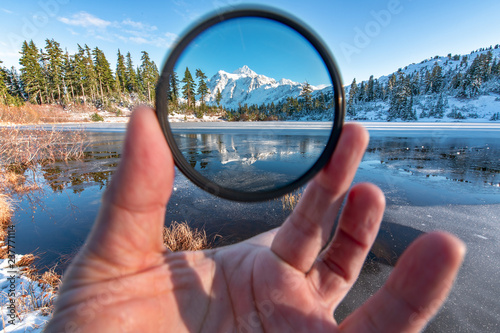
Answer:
[45,107,465,332]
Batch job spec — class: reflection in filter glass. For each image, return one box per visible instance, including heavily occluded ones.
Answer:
[174,132,328,192]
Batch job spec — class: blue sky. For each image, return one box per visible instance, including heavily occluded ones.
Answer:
[175,17,331,86]
[1,0,499,86]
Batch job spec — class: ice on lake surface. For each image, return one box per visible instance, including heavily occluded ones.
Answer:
[13,122,500,332]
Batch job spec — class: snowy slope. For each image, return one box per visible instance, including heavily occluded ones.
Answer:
[344,46,500,122]
[380,47,500,86]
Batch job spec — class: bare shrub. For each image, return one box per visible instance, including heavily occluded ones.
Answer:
[0,192,12,225]
[163,221,209,252]
[0,126,87,170]
[0,171,40,194]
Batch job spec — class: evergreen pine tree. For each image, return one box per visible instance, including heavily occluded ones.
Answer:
[461,55,484,97]
[374,79,383,100]
[93,47,114,99]
[139,51,159,103]
[19,40,46,104]
[357,81,366,102]
[430,63,444,93]
[410,73,420,96]
[430,93,446,118]
[195,69,208,109]
[450,73,463,90]
[387,73,397,98]
[346,78,357,116]
[0,60,8,104]
[44,39,64,103]
[5,66,24,100]
[73,44,94,103]
[367,75,375,101]
[84,45,98,101]
[181,67,196,108]
[388,72,415,121]
[116,50,127,94]
[1,64,23,106]
[215,88,222,109]
[169,71,179,107]
[125,52,138,93]
[62,51,77,102]
[300,81,313,111]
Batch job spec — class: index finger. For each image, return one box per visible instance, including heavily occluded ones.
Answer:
[270,123,370,273]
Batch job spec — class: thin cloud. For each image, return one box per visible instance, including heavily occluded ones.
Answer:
[56,11,177,49]
[1,8,13,14]
[127,33,178,48]
[58,11,111,28]
[67,28,79,36]
[122,19,157,32]
[165,32,177,41]
[129,36,149,44]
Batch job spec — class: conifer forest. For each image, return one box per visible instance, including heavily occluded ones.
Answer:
[1,39,500,122]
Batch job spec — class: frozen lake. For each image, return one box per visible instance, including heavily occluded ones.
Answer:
[14,121,500,332]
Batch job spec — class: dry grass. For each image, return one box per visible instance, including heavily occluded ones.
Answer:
[281,191,302,211]
[16,254,36,267]
[0,104,73,124]
[163,221,210,252]
[12,266,61,318]
[0,192,12,226]
[2,253,61,319]
[0,171,40,195]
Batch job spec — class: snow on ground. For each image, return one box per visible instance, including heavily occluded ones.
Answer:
[0,257,54,332]
[64,109,131,123]
[168,112,225,122]
[344,94,500,122]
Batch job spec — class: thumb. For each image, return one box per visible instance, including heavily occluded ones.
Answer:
[83,106,174,274]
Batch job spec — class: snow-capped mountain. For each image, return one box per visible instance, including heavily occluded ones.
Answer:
[202,65,330,110]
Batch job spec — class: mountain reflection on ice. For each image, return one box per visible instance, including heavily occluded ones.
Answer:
[173,130,329,192]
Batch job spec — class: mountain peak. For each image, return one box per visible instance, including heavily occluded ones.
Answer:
[233,65,257,76]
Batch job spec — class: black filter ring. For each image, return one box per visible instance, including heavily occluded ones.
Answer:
[156,5,345,202]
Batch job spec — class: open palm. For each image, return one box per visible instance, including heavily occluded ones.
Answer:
[45,108,464,333]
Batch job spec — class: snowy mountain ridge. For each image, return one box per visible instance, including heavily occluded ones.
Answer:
[202,66,330,110]
[370,47,500,88]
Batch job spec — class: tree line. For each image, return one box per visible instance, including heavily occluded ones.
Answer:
[346,45,500,121]
[169,69,334,121]
[168,67,221,118]
[3,40,499,122]
[225,83,335,121]
[0,39,159,109]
